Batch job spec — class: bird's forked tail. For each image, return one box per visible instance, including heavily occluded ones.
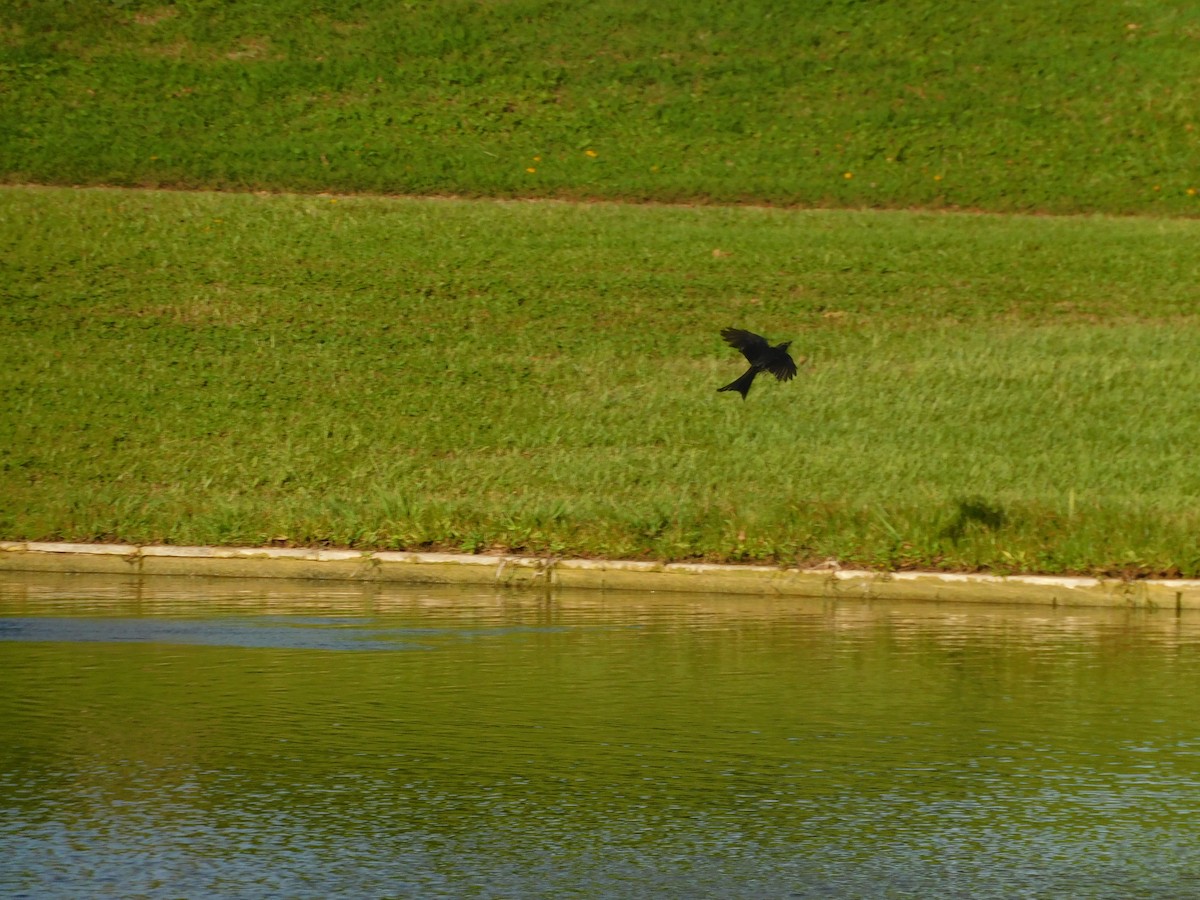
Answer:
[717,367,757,400]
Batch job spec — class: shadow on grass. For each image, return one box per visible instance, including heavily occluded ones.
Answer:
[942,496,1007,544]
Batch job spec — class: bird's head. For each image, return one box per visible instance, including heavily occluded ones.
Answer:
[779,341,792,351]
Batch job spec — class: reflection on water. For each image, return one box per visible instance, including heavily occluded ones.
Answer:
[2,573,1199,898]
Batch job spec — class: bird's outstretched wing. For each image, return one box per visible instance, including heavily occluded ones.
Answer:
[767,354,798,382]
[720,328,769,363]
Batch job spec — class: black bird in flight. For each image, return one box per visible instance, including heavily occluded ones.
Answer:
[717,327,798,399]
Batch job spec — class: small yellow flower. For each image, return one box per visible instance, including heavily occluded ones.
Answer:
[843,172,853,180]
[933,174,943,181]
[329,199,337,203]
[533,155,541,162]
[526,167,537,174]
[585,149,598,158]
[1153,185,1161,192]
[1190,187,1198,196]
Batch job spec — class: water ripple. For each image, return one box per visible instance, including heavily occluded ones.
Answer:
[2,574,1200,897]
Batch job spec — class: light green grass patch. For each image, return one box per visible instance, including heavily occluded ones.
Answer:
[3,186,1200,575]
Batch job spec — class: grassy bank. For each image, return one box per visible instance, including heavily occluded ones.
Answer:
[4,185,1200,575]
[3,0,1200,214]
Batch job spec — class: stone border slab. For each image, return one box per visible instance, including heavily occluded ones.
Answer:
[2,541,1199,608]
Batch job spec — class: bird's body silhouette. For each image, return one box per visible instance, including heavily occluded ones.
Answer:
[717,327,797,399]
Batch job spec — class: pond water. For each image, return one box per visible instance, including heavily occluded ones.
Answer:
[2,573,1199,898]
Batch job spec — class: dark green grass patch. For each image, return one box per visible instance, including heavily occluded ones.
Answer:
[3,0,1200,214]
[4,186,1200,575]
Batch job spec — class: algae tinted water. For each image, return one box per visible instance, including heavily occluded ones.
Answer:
[2,574,1199,897]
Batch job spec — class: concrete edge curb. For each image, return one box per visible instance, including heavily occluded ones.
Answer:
[2,541,1199,608]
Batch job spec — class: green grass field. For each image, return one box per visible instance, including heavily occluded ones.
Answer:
[5,1,1200,575]
[4,0,1200,214]
[5,186,1200,576]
